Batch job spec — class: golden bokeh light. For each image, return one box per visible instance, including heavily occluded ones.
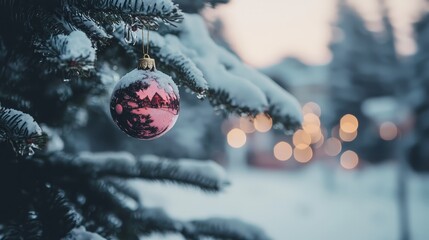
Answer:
[315,135,325,149]
[379,122,398,141]
[324,137,342,156]
[340,114,359,133]
[293,129,312,149]
[239,117,255,133]
[302,112,321,141]
[340,150,359,170]
[294,146,313,163]
[309,129,323,144]
[339,128,357,142]
[273,141,293,161]
[254,113,273,133]
[302,102,321,117]
[304,113,320,126]
[227,128,247,148]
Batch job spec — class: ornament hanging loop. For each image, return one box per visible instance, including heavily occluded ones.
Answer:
[138,26,156,71]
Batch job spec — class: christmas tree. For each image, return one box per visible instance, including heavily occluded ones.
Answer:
[0,0,302,239]
[409,11,429,172]
[328,0,401,163]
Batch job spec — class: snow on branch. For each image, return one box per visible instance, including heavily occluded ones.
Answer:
[143,31,208,95]
[189,218,271,240]
[36,31,96,74]
[66,6,110,41]
[130,206,182,235]
[62,227,106,240]
[0,107,46,156]
[174,0,230,13]
[45,152,229,191]
[84,0,183,28]
[138,155,230,191]
[110,25,208,95]
[176,14,302,130]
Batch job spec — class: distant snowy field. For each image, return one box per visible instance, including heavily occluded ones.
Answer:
[132,162,429,240]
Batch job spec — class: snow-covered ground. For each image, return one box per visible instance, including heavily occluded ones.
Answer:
[133,162,429,240]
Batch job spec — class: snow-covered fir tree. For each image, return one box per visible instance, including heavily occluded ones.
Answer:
[409,10,429,172]
[0,0,302,239]
[329,0,401,163]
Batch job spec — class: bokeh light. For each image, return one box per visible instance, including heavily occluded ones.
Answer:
[314,135,325,149]
[240,117,255,133]
[324,137,342,156]
[227,128,247,148]
[274,141,293,161]
[302,102,321,117]
[340,114,359,133]
[294,146,313,163]
[340,150,359,170]
[339,128,358,142]
[293,129,312,149]
[254,113,273,132]
[379,122,398,141]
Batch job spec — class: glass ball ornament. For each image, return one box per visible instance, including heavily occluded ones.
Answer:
[110,69,180,140]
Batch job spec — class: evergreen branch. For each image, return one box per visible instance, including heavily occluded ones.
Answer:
[0,92,33,112]
[137,155,229,192]
[35,31,96,75]
[128,207,182,235]
[0,107,46,156]
[65,6,111,42]
[104,178,141,203]
[35,187,83,239]
[174,0,229,13]
[110,25,208,95]
[44,151,229,192]
[1,210,43,240]
[62,226,106,240]
[88,179,140,212]
[149,31,208,96]
[175,14,302,131]
[188,218,271,240]
[79,0,183,29]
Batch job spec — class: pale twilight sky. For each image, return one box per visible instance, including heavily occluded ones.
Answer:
[208,0,425,67]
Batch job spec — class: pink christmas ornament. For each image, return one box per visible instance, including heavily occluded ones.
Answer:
[110,69,180,140]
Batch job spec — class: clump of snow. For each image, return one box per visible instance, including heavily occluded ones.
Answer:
[174,14,302,124]
[0,107,42,137]
[62,227,105,240]
[78,151,136,166]
[140,155,230,190]
[145,30,208,93]
[40,124,64,152]
[113,0,178,15]
[60,31,95,62]
[114,69,179,96]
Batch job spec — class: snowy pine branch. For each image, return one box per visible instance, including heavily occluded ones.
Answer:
[149,32,208,95]
[188,218,271,240]
[44,152,229,191]
[81,0,183,29]
[174,0,229,13]
[0,107,46,156]
[35,31,96,75]
[35,187,83,239]
[176,14,302,130]
[138,155,230,191]
[66,6,111,42]
[62,227,106,240]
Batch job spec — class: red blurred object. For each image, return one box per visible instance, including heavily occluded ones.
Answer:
[110,69,180,140]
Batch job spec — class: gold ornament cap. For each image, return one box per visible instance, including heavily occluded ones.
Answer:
[138,54,156,71]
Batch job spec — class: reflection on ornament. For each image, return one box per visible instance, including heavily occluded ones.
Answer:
[110,69,180,140]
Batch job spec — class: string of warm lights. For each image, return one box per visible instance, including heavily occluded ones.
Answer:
[224,101,398,170]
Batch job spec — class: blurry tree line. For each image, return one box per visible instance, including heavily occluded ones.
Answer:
[329,0,429,172]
